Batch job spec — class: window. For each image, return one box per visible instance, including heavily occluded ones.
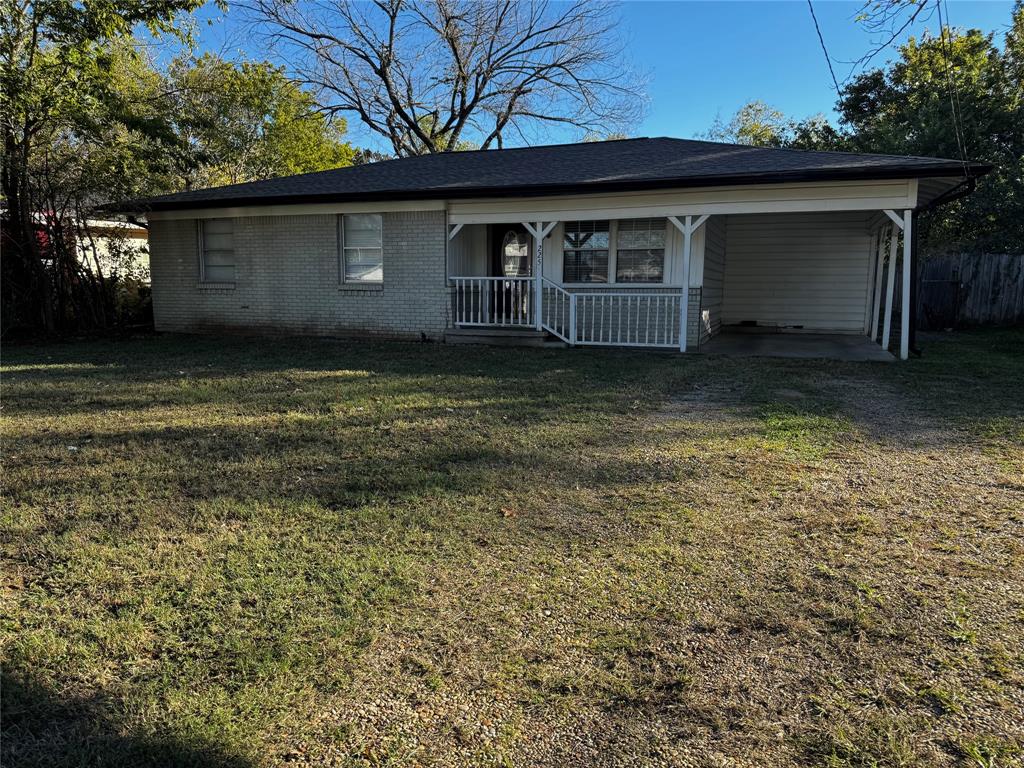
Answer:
[563,220,609,283]
[615,218,666,283]
[199,218,235,282]
[341,213,383,283]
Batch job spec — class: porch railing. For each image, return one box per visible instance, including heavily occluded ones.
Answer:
[540,280,572,342]
[453,276,683,349]
[571,291,682,348]
[451,276,534,327]
[540,278,682,348]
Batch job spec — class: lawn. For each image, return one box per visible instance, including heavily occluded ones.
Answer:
[2,331,1022,767]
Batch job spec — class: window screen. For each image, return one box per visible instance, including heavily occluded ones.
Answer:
[563,220,609,283]
[341,213,383,283]
[615,218,666,283]
[200,218,235,283]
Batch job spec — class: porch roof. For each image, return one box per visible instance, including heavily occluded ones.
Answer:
[115,137,991,213]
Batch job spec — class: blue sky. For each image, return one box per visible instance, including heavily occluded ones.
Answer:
[191,0,1016,149]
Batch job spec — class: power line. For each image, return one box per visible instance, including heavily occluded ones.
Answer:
[935,0,970,174]
[807,0,842,93]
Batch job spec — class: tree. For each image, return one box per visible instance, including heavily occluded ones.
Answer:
[167,54,355,189]
[240,0,644,155]
[703,4,1023,254]
[1,0,203,334]
[703,101,841,150]
[0,3,356,336]
[839,8,1024,253]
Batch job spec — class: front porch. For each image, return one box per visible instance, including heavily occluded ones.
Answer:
[444,179,925,360]
[444,190,921,359]
[447,216,704,350]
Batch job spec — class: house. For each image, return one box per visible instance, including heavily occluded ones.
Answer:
[119,138,990,360]
[79,218,150,282]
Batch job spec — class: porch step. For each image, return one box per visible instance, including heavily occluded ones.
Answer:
[446,327,564,348]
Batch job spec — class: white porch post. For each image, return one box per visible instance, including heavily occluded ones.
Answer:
[668,214,708,353]
[900,209,912,360]
[533,221,543,330]
[680,216,692,352]
[523,221,556,331]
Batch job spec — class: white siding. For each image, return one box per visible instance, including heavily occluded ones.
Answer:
[700,216,726,342]
[447,223,488,277]
[722,212,873,333]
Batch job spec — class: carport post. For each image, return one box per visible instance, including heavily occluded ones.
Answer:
[870,228,886,341]
[900,209,912,360]
[881,225,899,351]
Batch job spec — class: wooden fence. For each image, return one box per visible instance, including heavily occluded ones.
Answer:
[916,253,1024,330]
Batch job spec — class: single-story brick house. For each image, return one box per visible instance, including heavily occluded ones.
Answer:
[121,138,989,360]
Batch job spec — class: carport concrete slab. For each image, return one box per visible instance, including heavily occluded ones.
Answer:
[700,333,894,362]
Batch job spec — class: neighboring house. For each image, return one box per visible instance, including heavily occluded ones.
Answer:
[79,218,150,282]
[1,212,149,282]
[119,138,989,360]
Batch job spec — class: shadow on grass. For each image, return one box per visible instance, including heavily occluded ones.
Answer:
[1,670,251,768]
[4,329,1022,455]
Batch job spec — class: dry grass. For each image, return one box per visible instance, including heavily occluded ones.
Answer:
[2,330,1022,767]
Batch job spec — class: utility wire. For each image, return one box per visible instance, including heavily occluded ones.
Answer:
[935,0,970,175]
[807,0,842,93]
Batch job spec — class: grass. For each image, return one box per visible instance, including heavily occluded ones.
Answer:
[2,329,1023,767]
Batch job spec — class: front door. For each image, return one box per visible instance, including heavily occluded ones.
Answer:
[490,224,532,278]
[489,224,532,324]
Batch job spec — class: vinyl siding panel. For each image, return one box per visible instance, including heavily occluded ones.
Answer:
[447,223,488,276]
[699,216,726,342]
[722,212,873,332]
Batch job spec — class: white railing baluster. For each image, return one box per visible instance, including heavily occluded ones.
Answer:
[454,276,684,348]
[450,277,536,326]
[642,296,648,345]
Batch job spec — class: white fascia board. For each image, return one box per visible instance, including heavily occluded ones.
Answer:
[147,199,447,221]
[448,179,918,224]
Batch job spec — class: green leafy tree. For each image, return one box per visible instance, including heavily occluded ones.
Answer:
[703,4,1023,254]
[703,101,793,147]
[168,54,354,189]
[839,7,1024,253]
[704,100,844,150]
[1,0,203,334]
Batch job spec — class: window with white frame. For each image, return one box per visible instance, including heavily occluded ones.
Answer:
[563,220,610,283]
[199,218,236,283]
[615,218,666,283]
[340,213,383,283]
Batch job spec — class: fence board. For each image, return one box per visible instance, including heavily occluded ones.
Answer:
[916,253,1024,330]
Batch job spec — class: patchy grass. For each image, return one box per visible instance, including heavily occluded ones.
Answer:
[2,330,1023,767]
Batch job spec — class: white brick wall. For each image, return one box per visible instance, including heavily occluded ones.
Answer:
[149,210,702,347]
[149,211,449,339]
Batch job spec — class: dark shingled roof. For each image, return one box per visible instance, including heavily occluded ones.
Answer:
[126,137,991,212]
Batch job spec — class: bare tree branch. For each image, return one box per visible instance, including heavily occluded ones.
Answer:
[238,0,646,155]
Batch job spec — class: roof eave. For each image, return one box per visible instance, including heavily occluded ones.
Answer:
[111,162,994,214]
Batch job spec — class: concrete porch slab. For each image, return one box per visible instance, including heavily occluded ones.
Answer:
[699,333,894,362]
